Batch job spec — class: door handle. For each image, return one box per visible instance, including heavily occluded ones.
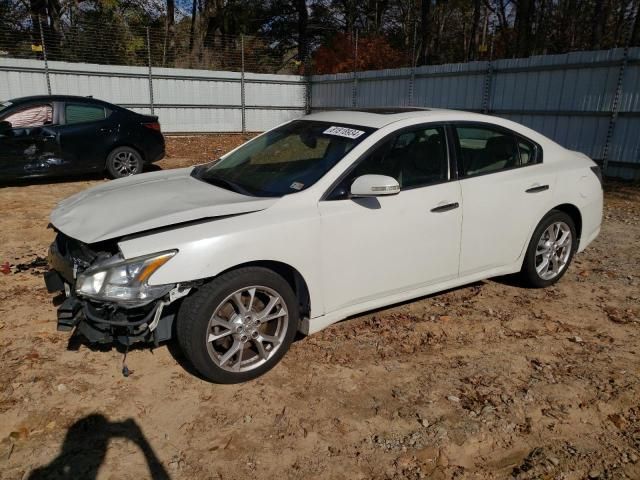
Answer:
[526,184,549,193]
[430,202,459,213]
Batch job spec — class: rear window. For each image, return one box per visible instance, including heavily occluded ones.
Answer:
[65,104,106,124]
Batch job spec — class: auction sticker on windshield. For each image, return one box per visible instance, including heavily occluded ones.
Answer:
[323,126,365,139]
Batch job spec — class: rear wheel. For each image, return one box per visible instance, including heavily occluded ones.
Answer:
[521,210,577,287]
[176,267,298,383]
[106,146,143,178]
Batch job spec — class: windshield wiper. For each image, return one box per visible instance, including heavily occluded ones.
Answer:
[193,171,251,196]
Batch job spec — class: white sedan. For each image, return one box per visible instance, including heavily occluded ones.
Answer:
[45,108,603,383]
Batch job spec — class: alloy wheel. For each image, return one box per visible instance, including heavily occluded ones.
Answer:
[112,151,139,176]
[205,286,289,372]
[535,221,572,280]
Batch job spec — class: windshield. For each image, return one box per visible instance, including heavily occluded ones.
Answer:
[191,120,374,197]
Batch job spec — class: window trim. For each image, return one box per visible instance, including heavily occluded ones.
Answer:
[62,102,108,126]
[321,121,455,201]
[450,121,543,180]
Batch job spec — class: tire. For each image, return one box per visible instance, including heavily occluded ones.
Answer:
[521,210,577,288]
[106,146,143,179]
[176,267,299,383]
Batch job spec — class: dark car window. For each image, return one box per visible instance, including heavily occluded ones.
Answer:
[342,125,448,191]
[1,104,53,128]
[517,136,538,166]
[455,125,522,176]
[65,104,106,125]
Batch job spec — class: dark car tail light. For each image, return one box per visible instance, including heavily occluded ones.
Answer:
[143,122,161,132]
[590,165,603,188]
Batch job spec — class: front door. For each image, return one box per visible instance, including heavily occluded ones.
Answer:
[0,102,60,179]
[319,124,462,314]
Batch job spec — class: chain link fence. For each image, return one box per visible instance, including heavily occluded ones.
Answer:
[0,16,302,73]
[0,16,309,134]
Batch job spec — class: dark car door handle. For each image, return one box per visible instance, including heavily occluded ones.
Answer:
[526,184,549,193]
[431,202,460,213]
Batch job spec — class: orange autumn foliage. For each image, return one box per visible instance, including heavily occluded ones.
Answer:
[313,33,410,74]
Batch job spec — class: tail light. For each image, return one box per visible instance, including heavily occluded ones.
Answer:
[142,122,161,132]
[590,165,603,187]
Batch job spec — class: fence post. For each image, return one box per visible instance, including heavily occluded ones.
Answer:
[352,30,358,108]
[38,15,52,95]
[602,47,629,174]
[481,61,492,113]
[146,27,155,115]
[241,34,246,134]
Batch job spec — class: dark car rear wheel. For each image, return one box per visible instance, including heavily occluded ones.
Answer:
[106,146,143,179]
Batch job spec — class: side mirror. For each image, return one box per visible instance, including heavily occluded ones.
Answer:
[0,121,11,133]
[350,174,400,197]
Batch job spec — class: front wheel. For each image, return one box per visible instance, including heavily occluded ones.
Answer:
[106,146,143,179]
[521,210,577,288]
[176,267,299,383]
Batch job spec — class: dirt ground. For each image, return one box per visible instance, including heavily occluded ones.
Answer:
[0,135,639,480]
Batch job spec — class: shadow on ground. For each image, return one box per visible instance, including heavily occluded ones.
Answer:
[27,414,171,480]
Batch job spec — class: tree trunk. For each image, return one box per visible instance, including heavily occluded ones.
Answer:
[166,0,176,65]
[590,0,605,49]
[203,0,225,50]
[296,0,308,64]
[514,0,535,57]
[189,0,197,51]
[468,0,481,60]
[418,0,431,65]
[631,3,640,46]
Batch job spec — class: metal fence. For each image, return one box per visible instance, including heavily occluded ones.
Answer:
[0,57,307,133]
[0,17,308,133]
[311,47,640,180]
[1,15,639,178]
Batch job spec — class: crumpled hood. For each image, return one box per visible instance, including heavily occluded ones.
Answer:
[50,168,278,243]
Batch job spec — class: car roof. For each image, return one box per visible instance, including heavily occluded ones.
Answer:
[305,108,505,129]
[7,95,118,109]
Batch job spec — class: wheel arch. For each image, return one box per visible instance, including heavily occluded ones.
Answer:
[214,260,311,322]
[551,203,582,242]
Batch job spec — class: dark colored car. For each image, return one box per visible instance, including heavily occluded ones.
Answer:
[0,95,165,181]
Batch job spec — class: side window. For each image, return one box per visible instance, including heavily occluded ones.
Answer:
[517,136,538,166]
[2,104,53,128]
[455,125,519,176]
[345,125,448,191]
[65,104,106,125]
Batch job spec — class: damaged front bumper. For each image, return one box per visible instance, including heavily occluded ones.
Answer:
[44,234,188,346]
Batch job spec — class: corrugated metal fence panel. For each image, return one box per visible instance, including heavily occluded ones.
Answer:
[0,57,306,133]
[311,72,355,108]
[413,61,487,110]
[310,47,640,179]
[0,58,49,99]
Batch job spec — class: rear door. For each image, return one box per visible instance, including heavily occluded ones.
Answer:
[55,102,115,173]
[453,122,556,275]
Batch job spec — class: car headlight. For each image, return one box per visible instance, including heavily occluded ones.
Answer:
[76,250,176,307]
